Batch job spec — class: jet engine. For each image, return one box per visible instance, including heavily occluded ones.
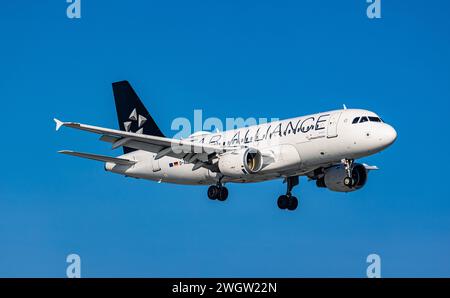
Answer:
[218,148,263,177]
[316,163,368,192]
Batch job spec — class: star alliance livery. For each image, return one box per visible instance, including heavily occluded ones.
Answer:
[55,81,397,211]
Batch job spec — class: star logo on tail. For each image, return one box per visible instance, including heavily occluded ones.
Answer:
[123,108,147,134]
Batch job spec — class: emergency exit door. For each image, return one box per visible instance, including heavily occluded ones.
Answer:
[152,157,161,172]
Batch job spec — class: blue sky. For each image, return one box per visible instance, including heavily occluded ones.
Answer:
[0,0,449,277]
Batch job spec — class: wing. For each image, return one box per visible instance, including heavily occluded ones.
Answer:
[305,162,379,181]
[54,118,233,165]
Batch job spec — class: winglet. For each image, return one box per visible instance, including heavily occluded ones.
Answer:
[363,163,379,171]
[54,118,64,131]
[58,150,72,154]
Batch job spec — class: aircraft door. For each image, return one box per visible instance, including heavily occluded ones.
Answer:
[327,112,342,138]
[152,156,161,172]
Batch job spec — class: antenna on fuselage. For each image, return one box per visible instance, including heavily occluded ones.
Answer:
[343,104,347,110]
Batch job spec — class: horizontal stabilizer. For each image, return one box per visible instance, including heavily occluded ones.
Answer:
[58,150,136,165]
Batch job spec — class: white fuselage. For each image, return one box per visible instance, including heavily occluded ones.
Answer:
[105,109,397,185]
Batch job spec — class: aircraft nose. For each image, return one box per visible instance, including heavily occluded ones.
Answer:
[379,124,397,148]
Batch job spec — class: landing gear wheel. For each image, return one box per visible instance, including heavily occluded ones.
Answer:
[343,177,354,187]
[287,196,298,211]
[277,176,300,211]
[277,195,289,210]
[217,187,228,201]
[207,186,219,200]
[208,185,228,201]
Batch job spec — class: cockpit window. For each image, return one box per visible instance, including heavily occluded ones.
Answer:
[353,116,384,124]
[369,116,381,122]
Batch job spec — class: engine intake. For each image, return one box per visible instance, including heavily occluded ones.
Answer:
[318,163,368,192]
[218,148,263,177]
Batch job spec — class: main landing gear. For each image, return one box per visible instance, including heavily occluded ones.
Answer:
[207,184,229,201]
[277,176,299,211]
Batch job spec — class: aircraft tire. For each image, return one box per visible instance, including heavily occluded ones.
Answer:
[208,185,219,200]
[287,196,298,211]
[217,187,228,201]
[277,195,289,209]
[344,177,354,187]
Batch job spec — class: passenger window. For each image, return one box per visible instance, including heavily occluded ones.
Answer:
[369,116,381,122]
[352,117,360,124]
[360,116,368,123]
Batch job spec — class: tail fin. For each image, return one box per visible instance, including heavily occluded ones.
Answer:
[112,80,165,153]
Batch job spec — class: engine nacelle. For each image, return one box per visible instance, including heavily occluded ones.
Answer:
[218,148,263,178]
[319,163,368,192]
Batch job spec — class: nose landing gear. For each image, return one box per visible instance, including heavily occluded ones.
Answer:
[277,176,299,211]
[342,158,355,187]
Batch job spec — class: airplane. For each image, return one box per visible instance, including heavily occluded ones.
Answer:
[55,80,397,211]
